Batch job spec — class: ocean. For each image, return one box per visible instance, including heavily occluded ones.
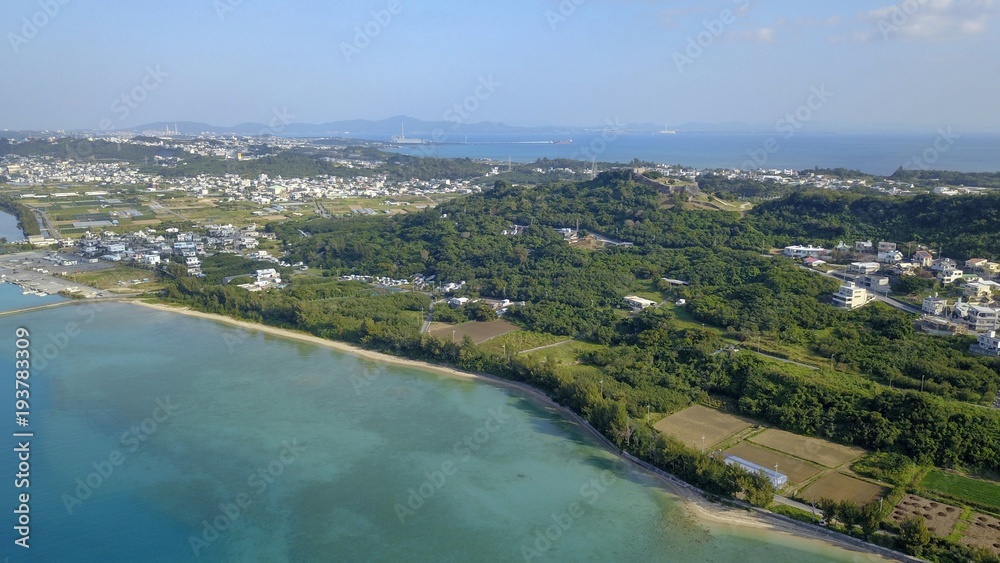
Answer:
[0,301,880,562]
[376,132,1000,175]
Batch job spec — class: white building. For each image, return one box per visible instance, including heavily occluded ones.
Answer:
[783,245,827,259]
[975,331,1000,356]
[623,296,658,310]
[832,282,871,309]
[937,269,964,284]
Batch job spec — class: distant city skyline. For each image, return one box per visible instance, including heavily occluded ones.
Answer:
[2,0,999,133]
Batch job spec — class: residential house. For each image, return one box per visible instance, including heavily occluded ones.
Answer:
[967,305,999,333]
[624,296,658,310]
[974,331,1000,356]
[913,250,933,268]
[878,241,897,253]
[876,250,904,264]
[782,245,827,259]
[855,240,874,253]
[966,258,988,271]
[983,262,1000,275]
[931,258,957,272]
[832,282,871,309]
[847,262,881,275]
[858,274,890,292]
[922,295,949,316]
[964,281,994,299]
[937,268,964,284]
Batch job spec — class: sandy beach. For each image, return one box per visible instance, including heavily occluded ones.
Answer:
[128,300,900,561]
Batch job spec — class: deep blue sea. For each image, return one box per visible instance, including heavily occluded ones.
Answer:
[373,132,1000,175]
[0,303,878,562]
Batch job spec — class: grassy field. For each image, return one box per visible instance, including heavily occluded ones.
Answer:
[478,330,568,355]
[725,442,824,487]
[799,472,886,505]
[654,405,754,450]
[63,266,164,292]
[921,470,1000,511]
[749,429,864,469]
[522,339,604,364]
[428,320,519,344]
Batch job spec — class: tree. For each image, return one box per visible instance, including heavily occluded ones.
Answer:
[898,515,931,556]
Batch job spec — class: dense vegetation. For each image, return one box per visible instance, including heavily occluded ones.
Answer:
[152,169,1000,561]
[749,190,1000,260]
[891,167,1000,189]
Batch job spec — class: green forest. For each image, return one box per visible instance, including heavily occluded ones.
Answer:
[73,167,1000,561]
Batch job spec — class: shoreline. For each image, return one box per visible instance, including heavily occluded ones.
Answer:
[127,300,899,561]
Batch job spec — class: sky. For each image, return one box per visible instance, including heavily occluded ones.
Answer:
[1,0,999,132]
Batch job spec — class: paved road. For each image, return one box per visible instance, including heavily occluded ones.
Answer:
[752,350,820,370]
[518,340,571,355]
[773,495,818,516]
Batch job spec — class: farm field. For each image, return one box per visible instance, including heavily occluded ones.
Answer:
[653,405,754,450]
[749,429,864,469]
[724,442,824,487]
[799,472,886,506]
[427,319,519,344]
[962,513,1000,555]
[921,469,1000,512]
[890,494,962,538]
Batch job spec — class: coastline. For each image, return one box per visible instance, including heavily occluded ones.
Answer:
[128,299,900,561]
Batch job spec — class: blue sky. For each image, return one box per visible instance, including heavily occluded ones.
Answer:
[2,0,998,132]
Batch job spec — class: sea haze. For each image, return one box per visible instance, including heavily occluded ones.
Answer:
[0,303,874,562]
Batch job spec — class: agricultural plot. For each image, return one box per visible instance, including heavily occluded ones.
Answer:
[724,442,824,487]
[921,470,1000,512]
[962,513,1000,555]
[654,405,754,450]
[428,320,519,344]
[799,472,886,505]
[749,429,864,468]
[889,495,962,538]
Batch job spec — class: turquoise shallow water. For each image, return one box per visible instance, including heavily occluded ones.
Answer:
[0,303,878,562]
[0,282,65,312]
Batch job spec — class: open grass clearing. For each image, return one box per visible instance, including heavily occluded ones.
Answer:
[749,429,864,469]
[654,405,754,451]
[799,472,886,506]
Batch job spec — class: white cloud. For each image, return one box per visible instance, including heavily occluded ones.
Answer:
[860,0,1000,41]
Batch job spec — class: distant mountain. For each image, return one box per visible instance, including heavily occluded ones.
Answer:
[123,116,565,139]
